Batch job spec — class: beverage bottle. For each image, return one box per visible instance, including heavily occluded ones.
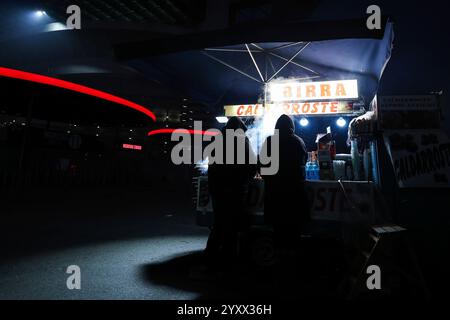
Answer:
[313,160,320,180]
[305,152,312,180]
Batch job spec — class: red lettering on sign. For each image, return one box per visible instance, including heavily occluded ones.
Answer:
[321,84,331,97]
[336,83,346,96]
[296,86,302,99]
[283,86,292,98]
[330,102,338,113]
[301,103,310,114]
[306,85,316,98]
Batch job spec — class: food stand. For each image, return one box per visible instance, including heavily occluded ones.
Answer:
[183,21,397,265]
[117,17,431,294]
[194,78,389,229]
[121,16,396,266]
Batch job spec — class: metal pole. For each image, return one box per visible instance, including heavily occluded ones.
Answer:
[258,83,269,155]
[245,44,265,82]
[264,82,268,107]
[201,51,263,84]
[251,43,319,76]
[268,42,312,82]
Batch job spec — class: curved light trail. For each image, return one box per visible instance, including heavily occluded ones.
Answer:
[147,128,219,136]
[0,67,156,122]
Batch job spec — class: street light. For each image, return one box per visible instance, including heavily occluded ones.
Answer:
[336,117,347,127]
[299,117,309,127]
[35,10,47,17]
[216,116,228,124]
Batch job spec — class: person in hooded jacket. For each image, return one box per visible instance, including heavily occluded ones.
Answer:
[206,117,257,264]
[260,114,310,249]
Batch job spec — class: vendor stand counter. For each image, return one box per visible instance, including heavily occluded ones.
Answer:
[194,176,388,229]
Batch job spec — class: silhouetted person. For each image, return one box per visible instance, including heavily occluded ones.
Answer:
[260,115,310,250]
[206,117,257,265]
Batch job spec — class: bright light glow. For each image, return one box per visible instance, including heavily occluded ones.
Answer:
[299,117,309,127]
[0,67,156,122]
[35,11,47,17]
[45,22,67,32]
[196,157,209,174]
[216,116,228,123]
[336,117,347,127]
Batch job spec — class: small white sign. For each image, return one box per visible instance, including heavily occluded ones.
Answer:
[380,95,438,110]
[384,130,450,188]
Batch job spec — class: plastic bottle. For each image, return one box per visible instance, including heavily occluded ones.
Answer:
[312,159,320,180]
[305,152,312,180]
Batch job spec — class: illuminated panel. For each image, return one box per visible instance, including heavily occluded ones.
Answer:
[224,104,264,117]
[269,79,358,102]
[0,67,156,122]
[267,101,354,115]
[122,144,142,150]
[224,101,354,117]
[147,128,219,136]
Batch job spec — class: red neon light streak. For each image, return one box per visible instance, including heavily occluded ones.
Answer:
[0,67,156,122]
[147,128,219,136]
[122,143,142,150]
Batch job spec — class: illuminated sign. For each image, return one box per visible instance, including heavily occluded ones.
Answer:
[224,101,354,117]
[122,143,142,150]
[269,79,358,102]
[269,102,354,115]
[224,104,264,117]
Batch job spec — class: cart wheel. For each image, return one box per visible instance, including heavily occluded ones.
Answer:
[251,235,276,267]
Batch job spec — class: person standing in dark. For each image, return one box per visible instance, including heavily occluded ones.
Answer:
[206,117,257,264]
[260,114,310,250]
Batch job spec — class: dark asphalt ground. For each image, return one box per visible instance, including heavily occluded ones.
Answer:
[1,186,448,300]
[0,187,320,300]
[0,187,213,299]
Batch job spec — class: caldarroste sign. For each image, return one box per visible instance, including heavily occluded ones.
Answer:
[224,79,359,117]
[384,130,450,188]
[224,101,355,117]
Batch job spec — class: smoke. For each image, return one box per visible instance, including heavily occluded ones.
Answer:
[245,77,301,154]
[246,106,284,155]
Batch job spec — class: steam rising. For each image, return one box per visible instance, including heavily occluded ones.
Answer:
[246,105,284,155]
